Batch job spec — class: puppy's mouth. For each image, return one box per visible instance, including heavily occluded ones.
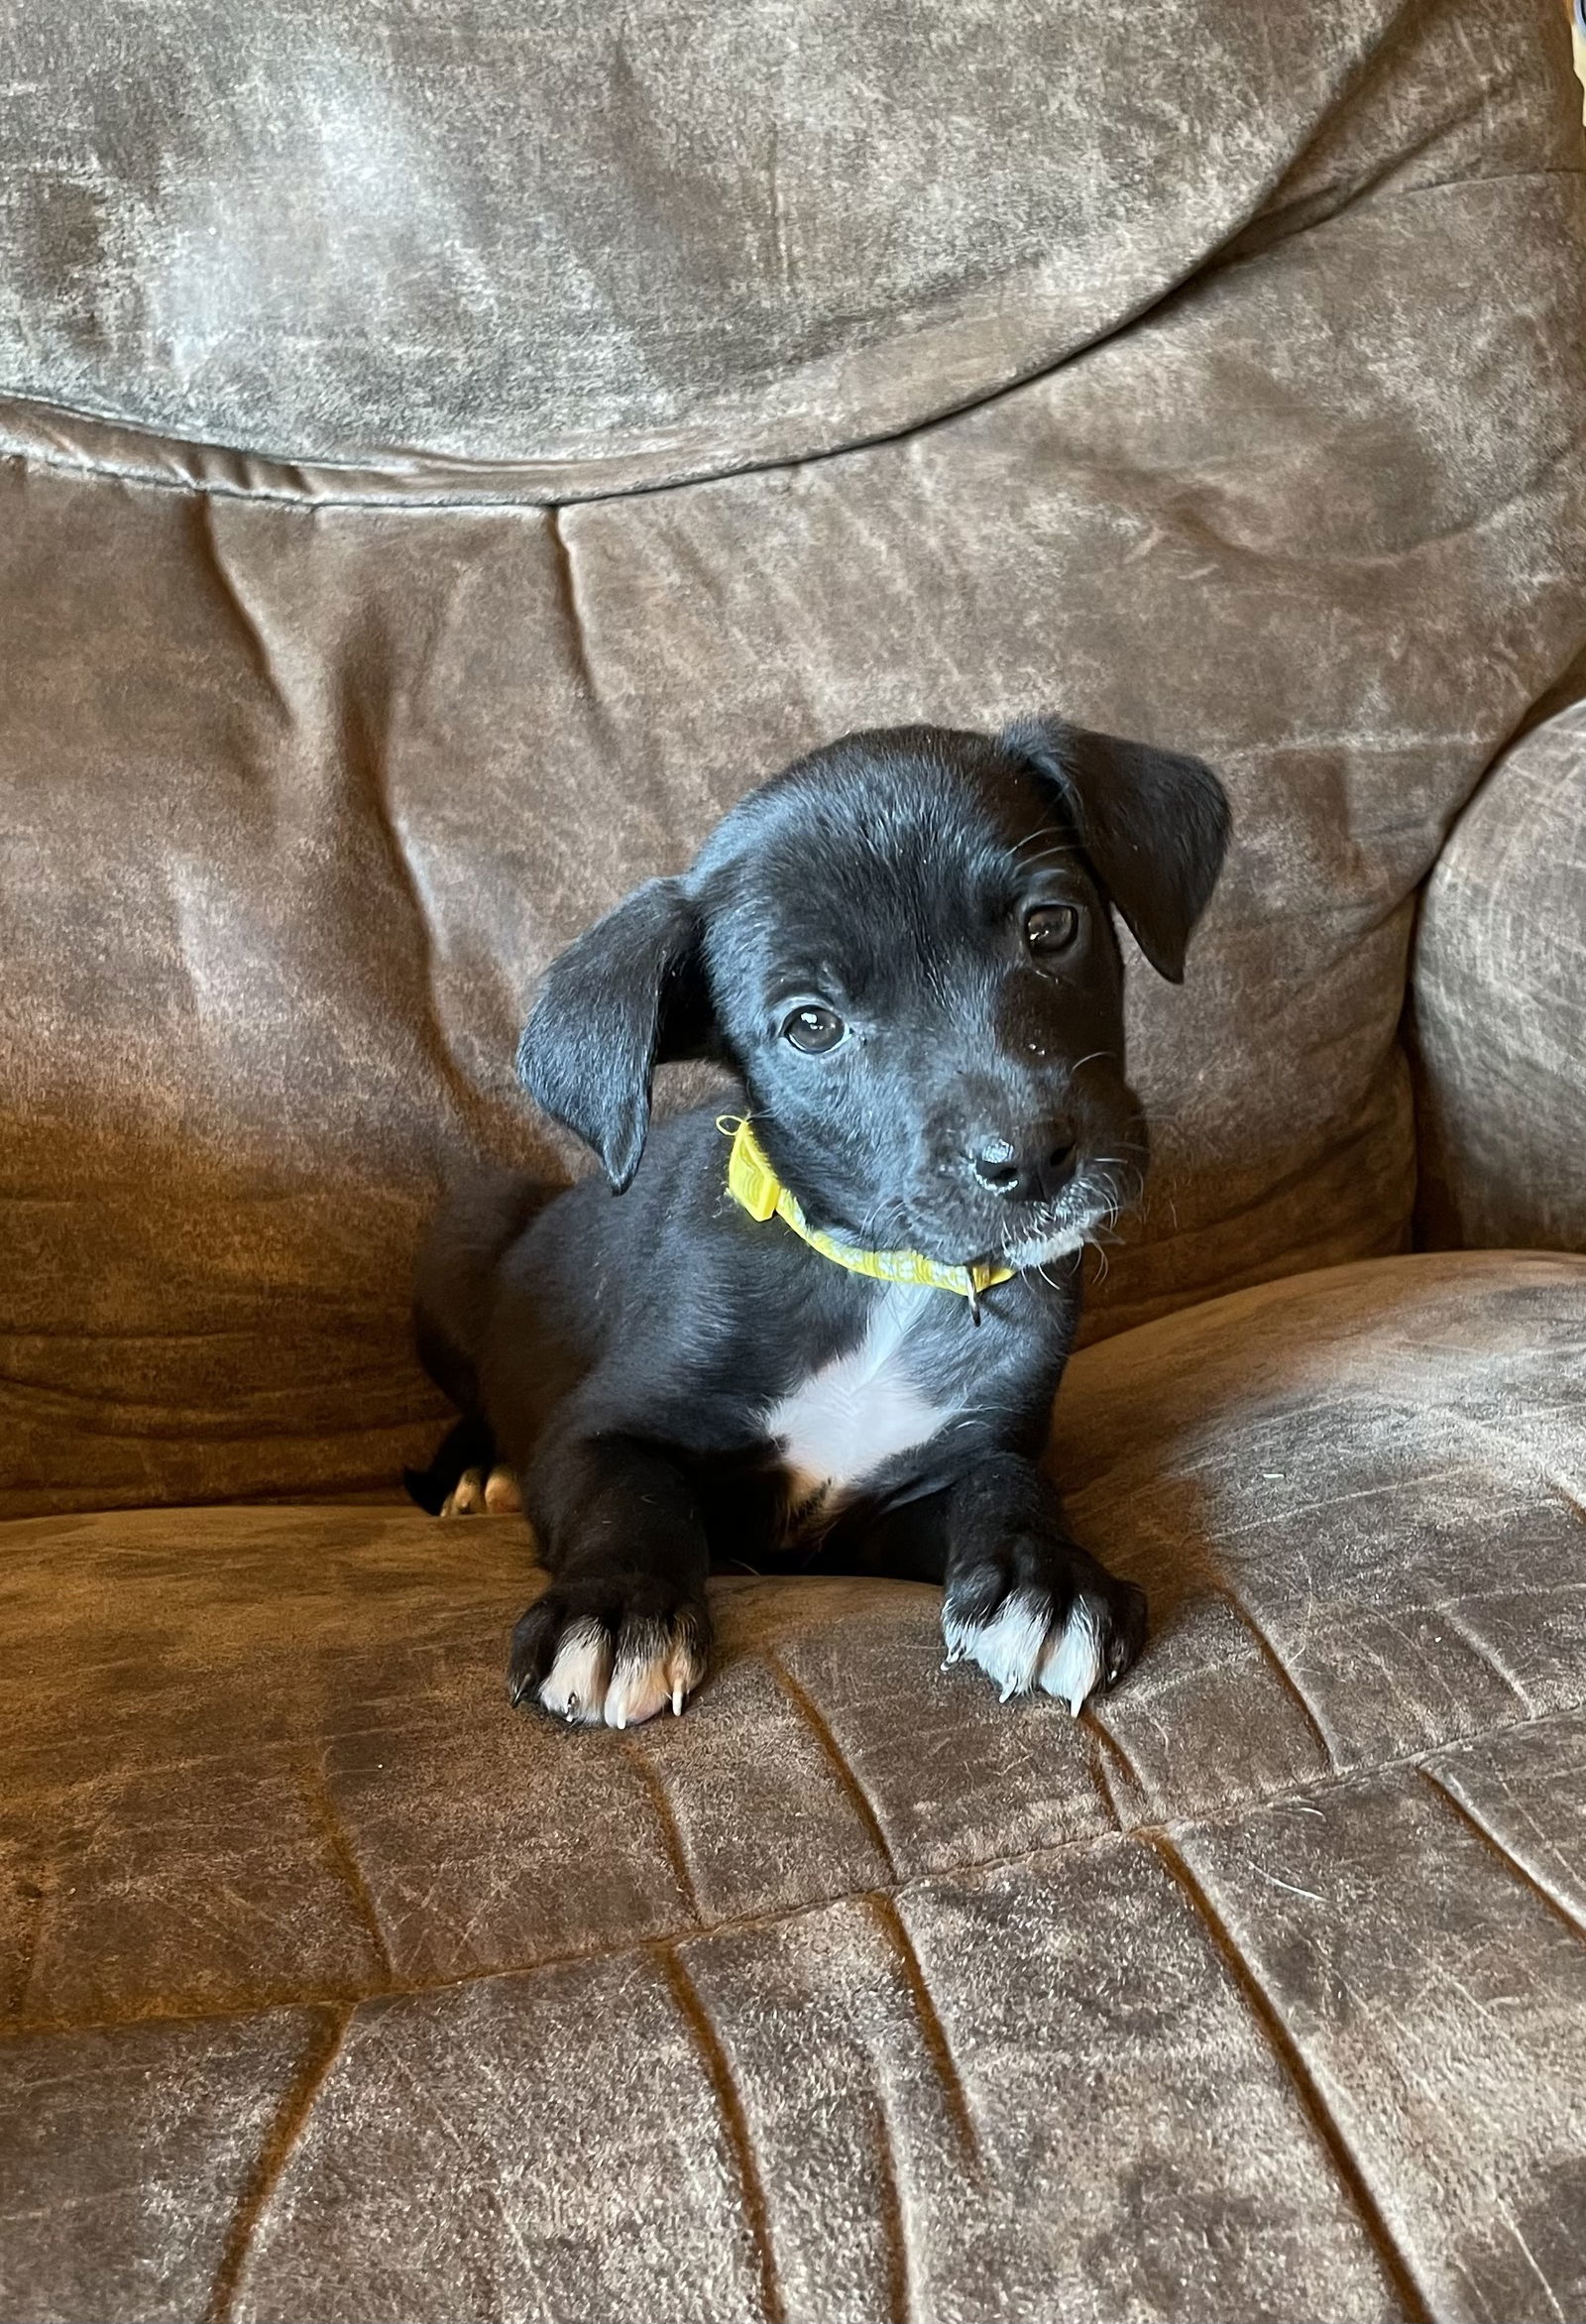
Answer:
[907,1154,1146,1275]
[997,1162,1137,1270]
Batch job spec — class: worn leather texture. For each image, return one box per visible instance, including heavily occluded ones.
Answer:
[4,1253,1585,2323]
[4,8,1586,2317]
[3,0,1585,1514]
[0,2,1552,491]
[1415,700,1586,1253]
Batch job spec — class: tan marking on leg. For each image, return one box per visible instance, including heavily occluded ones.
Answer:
[442,1466,486,1516]
[484,1464,521,1513]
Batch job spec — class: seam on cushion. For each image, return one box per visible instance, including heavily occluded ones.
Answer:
[866,1892,981,2167]
[0,2,1441,514]
[618,1733,704,1921]
[0,237,1234,508]
[11,1697,1586,2047]
[1240,136,1586,265]
[2,121,1578,523]
[202,2001,352,2324]
[759,1649,899,1881]
[1359,161,1586,204]
[1142,1830,1433,2324]
[1081,1711,1150,1826]
[1545,1472,1586,1532]
[1428,1600,1535,1719]
[867,2080,914,2324]
[3,1866,47,2020]
[1416,1766,1586,1947]
[1202,1576,1341,1775]
[298,1761,397,1987]
[661,1947,786,2324]
[1418,612,1586,878]
[0,1384,442,1439]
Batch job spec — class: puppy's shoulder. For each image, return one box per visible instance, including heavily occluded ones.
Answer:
[510,1100,739,1277]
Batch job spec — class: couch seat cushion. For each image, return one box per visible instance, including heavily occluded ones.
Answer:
[2,1251,1584,2322]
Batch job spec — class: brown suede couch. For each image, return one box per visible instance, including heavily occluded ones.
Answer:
[4,4,1586,2320]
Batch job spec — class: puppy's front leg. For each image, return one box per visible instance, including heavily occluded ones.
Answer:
[508,1436,710,1729]
[940,1454,1146,1714]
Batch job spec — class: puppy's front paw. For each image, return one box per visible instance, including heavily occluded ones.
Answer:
[508,1587,709,1729]
[441,1466,486,1516]
[441,1464,520,1517]
[942,1544,1145,1715]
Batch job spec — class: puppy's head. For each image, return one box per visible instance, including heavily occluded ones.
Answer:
[518,719,1228,1269]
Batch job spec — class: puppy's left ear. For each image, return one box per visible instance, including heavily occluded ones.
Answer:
[516,876,712,1192]
[1001,716,1230,983]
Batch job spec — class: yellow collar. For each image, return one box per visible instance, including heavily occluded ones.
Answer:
[721,1117,1015,1302]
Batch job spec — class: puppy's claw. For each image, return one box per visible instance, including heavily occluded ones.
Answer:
[671,1684,684,1715]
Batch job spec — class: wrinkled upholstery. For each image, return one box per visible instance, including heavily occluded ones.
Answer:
[4,0,1586,1513]
[4,1255,1586,2323]
[1416,700,1586,1253]
[4,2,1586,2319]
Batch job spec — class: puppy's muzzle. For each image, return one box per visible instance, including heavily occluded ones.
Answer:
[968,1124,1076,1205]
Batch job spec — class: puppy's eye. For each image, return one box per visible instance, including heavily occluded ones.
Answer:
[781,1004,846,1054]
[1025,903,1080,959]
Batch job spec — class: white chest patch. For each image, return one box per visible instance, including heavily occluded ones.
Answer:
[762,1284,955,1511]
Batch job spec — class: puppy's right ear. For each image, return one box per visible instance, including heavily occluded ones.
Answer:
[1000,716,1229,984]
[516,877,711,1193]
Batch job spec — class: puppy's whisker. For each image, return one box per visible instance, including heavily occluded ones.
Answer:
[1006,823,1074,859]
[854,1193,910,1250]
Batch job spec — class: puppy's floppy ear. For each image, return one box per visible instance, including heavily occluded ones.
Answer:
[1001,716,1229,983]
[516,877,711,1192]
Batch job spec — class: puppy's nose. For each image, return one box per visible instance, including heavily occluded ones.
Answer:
[969,1128,1076,1203]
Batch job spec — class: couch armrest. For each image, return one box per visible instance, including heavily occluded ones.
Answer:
[1413,700,1586,1249]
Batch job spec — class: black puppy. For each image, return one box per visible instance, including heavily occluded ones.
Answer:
[411,719,1227,1728]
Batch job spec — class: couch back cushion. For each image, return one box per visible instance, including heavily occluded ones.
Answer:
[0,0,1529,489]
[1414,694,1586,1252]
[1,0,1583,1511]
